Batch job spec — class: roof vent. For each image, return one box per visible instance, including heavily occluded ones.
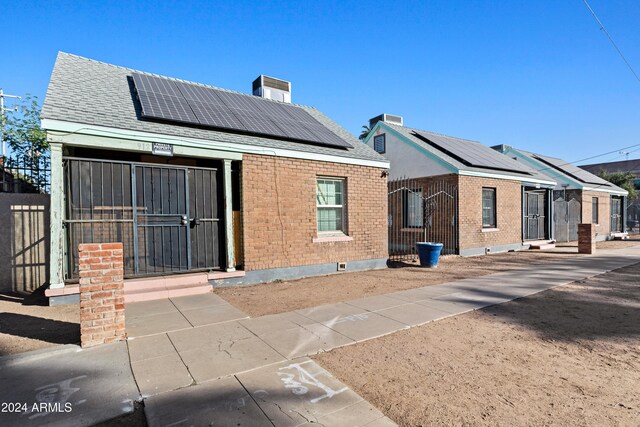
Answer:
[369,114,403,128]
[252,75,291,103]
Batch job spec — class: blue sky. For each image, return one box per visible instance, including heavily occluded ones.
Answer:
[2,0,639,164]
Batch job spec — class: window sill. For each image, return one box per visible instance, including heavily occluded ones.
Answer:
[313,234,353,243]
[481,228,499,233]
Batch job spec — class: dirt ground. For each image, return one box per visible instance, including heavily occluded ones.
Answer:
[313,262,640,426]
[214,240,637,317]
[0,290,79,356]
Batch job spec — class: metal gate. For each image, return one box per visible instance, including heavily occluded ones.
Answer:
[64,158,223,279]
[611,196,623,233]
[553,195,581,242]
[388,177,458,261]
[524,190,547,241]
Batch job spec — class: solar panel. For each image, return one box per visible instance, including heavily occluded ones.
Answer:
[532,154,611,186]
[137,90,198,123]
[132,72,353,149]
[412,130,532,174]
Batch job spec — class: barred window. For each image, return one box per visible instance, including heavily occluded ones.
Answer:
[592,197,599,224]
[404,189,423,228]
[316,178,346,233]
[482,188,496,228]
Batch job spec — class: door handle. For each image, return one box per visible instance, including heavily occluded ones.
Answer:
[190,218,201,227]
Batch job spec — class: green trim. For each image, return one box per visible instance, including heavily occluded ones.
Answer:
[376,123,458,173]
[502,146,582,189]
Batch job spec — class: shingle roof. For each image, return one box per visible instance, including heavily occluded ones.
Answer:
[384,123,556,184]
[504,147,628,194]
[41,52,387,164]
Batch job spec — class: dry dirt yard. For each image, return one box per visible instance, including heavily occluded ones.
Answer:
[214,239,637,317]
[313,261,640,427]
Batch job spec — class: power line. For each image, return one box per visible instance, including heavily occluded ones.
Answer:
[582,0,640,84]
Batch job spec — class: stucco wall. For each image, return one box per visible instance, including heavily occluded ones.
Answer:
[0,193,50,294]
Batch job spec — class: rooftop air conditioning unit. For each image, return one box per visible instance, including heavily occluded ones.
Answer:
[252,75,291,103]
[369,114,403,128]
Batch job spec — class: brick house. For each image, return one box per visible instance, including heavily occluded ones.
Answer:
[493,146,629,241]
[41,53,389,304]
[364,115,557,256]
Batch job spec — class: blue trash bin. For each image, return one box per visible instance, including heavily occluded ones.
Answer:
[416,242,444,268]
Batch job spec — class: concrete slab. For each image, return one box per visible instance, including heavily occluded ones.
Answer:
[297,399,390,426]
[131,352,193,397]
[345,294,406,312]
[179,304,248,327]
[144,376,270,427]
[237,358,364,427]
[168,321,254,353]
[413,297,477,315]
[239,311,317,336]
[127,333,176,363]
[0,342,139,427]
[387,286,455,302]
[258,323,354,359]
[178,336,285,383]
[169,293,230,311]
[375,303,452,327]
[363,416,399,426]
[296,302,367,323]
[126,310,193,338]
[125,298,178,318]
[322,311,407,342]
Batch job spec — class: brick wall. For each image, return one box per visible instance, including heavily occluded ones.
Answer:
[241,155,388,271]
[581,190,611,237]
[78,242,125,348]
[578,223,596,254]
[458,176,522,251]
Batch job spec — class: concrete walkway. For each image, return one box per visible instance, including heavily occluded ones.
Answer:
[1,246,638,426]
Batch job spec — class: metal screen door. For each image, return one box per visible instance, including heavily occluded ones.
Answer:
[611,196,623,233]
[65,158,222,279]
[524,191,546,241]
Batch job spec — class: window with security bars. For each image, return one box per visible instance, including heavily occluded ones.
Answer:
[373,134,386,154]
[404,189,423,228]
[592,197,599,224]
[482,188,497,228]
[316,178,346,233]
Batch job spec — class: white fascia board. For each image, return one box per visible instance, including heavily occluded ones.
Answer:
[458,169,557,186]
[583,185,628,196]
[42,119,390,169]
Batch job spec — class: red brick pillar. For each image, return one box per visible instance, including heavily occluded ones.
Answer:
[578,224,596,254]
[78,243,126,348]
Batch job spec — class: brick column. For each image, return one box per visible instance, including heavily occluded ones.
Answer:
[578,224,596,254]
[78,243,126,348]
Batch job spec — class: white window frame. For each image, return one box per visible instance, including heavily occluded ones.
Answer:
[316,177,347,235]
[482,187,497,228]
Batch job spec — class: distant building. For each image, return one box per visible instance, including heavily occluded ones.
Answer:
[580,159,640,232]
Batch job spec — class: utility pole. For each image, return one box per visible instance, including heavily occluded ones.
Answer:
[0,88,21,160]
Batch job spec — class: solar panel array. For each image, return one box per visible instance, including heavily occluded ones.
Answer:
[132,73,352,149]
[532,154,612,186]
[411,130,533,175]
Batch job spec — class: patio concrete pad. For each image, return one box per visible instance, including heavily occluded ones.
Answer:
[0,342,139,427]
[299,399,392,426]
[258,323,354,359]
[296,302,367,323]
[322,311,407,342]
[239,311,317,336]
[125,298,178,318]
[178,336,285,383]
[169,293,229,311]
[179,304,248,327]
[127,333,176,362]
[131,352,193,397]
[144,376,270,427]
[126,310,192,338]
[237,358,364,427]
[345,294,406,312]
[168,321,254,353]
[376,303,452,327]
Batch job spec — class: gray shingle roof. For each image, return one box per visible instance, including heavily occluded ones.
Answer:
[41,52,387,164]
[384,123,556,184]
